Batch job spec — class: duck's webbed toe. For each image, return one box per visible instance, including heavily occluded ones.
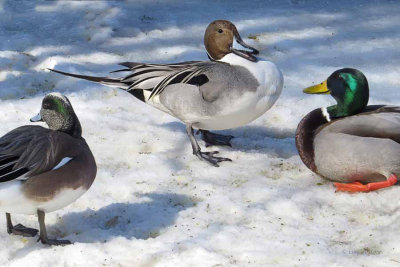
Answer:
[199,130,234,147]
[334,174,397,192]
[38,237,72,246]
[8,224,39,237]
[195,150,232,167]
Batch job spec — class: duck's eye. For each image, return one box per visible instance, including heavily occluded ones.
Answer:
[218,29,223,33]
[42,102,52,109]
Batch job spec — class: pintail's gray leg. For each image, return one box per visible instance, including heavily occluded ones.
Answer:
[186,124,232,167]
[6,212,38,237]
[198,130,234,147]
[37,210,71,246]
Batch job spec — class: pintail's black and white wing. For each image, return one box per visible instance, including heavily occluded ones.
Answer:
[49,60,218,101]
[117,61,214,100]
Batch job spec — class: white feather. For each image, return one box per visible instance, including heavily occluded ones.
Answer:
[53,157,73,170]
[0,180,87,215]
[191,53,283,130]
[321,107,331,122]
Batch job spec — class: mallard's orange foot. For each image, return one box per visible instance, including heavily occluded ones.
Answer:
[334,174,397,193]
[334,181,369,192]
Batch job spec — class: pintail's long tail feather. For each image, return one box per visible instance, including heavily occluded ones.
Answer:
[48,68,130,89]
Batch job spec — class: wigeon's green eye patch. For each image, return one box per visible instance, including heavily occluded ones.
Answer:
[42,97,66,116]
[54,99,66,115]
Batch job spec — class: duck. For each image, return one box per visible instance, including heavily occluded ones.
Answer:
[49,20,284,167]
[0,92,97,245]
[296,68,400,192]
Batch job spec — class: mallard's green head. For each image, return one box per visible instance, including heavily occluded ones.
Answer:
[303,68,369,118]
[30,93,82,138]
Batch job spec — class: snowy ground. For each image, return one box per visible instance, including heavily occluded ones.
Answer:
[0,0,400,266]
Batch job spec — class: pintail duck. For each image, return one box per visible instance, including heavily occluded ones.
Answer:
[50,20,283,167]
[296,68,400,192]
[0,93,97,245]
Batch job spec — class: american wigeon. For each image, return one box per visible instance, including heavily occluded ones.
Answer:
[0,92,97,245]
[50,20,283,167]
[296,68,400,192]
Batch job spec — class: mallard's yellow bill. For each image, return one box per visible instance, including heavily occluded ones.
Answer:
[303,80,330,94]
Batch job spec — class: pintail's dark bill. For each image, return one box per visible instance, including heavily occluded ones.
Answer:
[30,113,43,122]
[231,48,257,62]
[234,32,259,55]
[231,25,259,62]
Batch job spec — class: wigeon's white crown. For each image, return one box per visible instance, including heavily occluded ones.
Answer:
[48,92,68,102]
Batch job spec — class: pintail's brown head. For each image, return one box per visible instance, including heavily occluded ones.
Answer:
[204,20,259,62]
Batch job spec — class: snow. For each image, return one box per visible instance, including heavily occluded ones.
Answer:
[0,0,400,266]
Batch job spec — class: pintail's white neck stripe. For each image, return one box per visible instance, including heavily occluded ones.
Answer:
[53,157,73,170]
[321,107,331,122]
[206,51,215,61]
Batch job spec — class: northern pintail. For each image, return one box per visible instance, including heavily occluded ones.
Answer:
[50,20,283,166]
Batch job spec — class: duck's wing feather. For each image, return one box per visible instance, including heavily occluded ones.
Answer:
[49,60,261,104]
[110,61,218,101]
[320,106,400,143]
[0,126,79,182]
[49,61,222,101]
[117,60,260,103]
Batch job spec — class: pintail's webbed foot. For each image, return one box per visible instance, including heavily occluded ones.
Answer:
[198,130,234,147]
[195,150,232,167]
[8,224,39,237]
[187,124,232,167]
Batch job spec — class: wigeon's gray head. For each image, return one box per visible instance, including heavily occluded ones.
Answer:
[31,93,82,137]
[204,20,259,62]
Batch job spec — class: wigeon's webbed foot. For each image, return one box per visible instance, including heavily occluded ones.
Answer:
[334,174,397,192]
[37,210,72,246]
[8,224,39,237]
[38,237,72,246]
[6,213,38,237]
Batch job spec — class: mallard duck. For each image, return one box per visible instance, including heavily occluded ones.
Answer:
[0,93,97,245]
[296,68,399,192]
[49,20,283,167]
